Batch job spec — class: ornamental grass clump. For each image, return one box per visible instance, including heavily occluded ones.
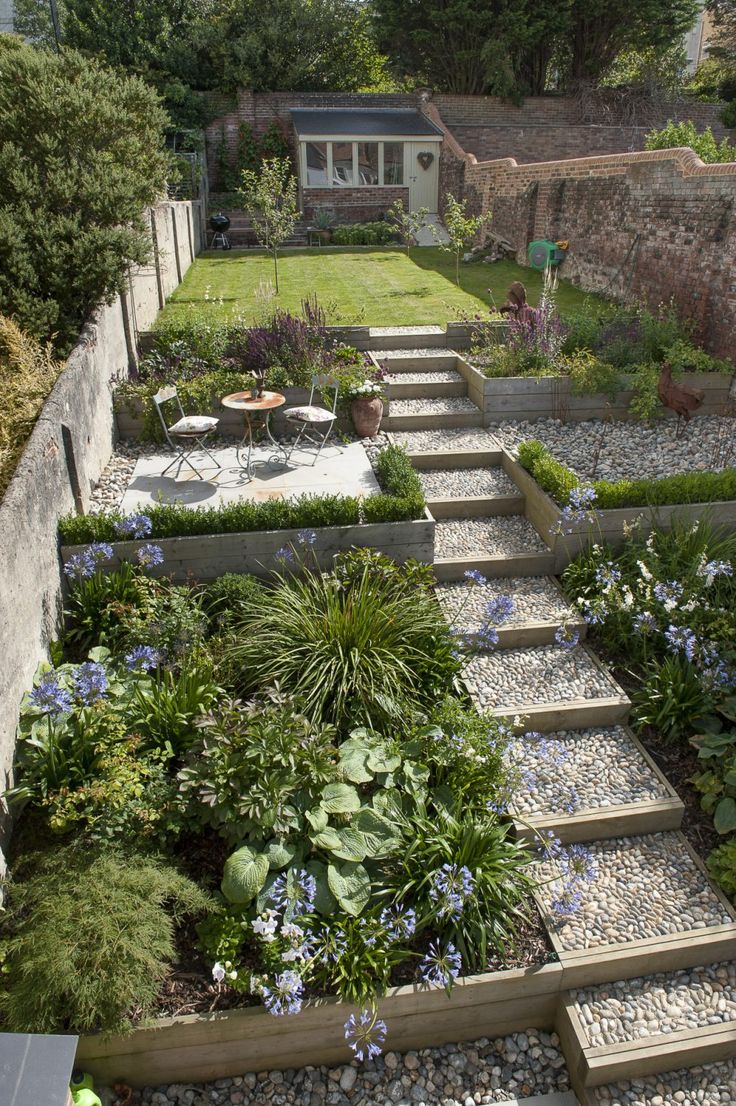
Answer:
[224,553,460,731]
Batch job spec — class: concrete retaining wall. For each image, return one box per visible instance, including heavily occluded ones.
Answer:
[0,200,202,871]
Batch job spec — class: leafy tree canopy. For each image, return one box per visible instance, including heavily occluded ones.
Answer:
[0,37,170,351]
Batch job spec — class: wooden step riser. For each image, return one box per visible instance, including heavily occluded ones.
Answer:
[385,411,484,431]
[514,798,684,846]
[368,332,445,349]
[462,620,586,649]
[427,494,525,518]
[491,699,630,734]
[376,355,459,372]
[409,448,504,469]
[387,381,467,400]
[433,553,556,580]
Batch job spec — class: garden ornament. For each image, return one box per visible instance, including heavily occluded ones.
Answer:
[70,1070,103,1106]
[657,361,704,437]
[498,281,535,324]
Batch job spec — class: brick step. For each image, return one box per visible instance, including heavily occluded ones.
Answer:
[559,962,736,1090]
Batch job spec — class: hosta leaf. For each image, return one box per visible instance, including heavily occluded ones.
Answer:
[320,782,361,814]
[331,827,369,861]
[221,846,269,904]
[306,807,329,833]
[306,859,337,915]
[366,745,401,773]
[353,808,402,856]
[264,839,297,870]
[327,860,371,916]
[340,752,373,784]
[312,827,343,851]
[714,796,736,834]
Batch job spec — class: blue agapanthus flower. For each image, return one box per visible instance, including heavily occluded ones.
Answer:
[114,514,153,540]
[30,674,73,716]
[379,903,417,943]
[136,543,164,569]
[484,594,514,625]
[261,970,304,1016]
[73,661,108,705]
[428,863,474,921]
[269,869,317,916]
[463,569,487,586]
[125,644,160,672]
[419,941,462,988]
[555,623,580,649]
[344,1008,387,1061]
[296,529,317,546]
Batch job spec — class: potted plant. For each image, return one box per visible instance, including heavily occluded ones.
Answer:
[311,207,335,243]
[347,377,385,437]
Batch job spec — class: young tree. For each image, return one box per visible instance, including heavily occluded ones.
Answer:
[644,120,736,162]
[433,195,492,287]
[0,37,169,352]
[386,199,429,256]
[238,158,299,293]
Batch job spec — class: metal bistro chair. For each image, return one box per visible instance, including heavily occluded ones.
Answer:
[153,385,222,478]
[283,374,341,465]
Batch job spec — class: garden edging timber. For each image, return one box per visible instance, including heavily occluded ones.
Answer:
[74,962,563,1086]
[60,513,435,582]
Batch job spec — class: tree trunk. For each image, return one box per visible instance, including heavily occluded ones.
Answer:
[273,246,279,294]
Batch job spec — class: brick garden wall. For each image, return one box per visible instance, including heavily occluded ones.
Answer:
[301,186,409,222]
[463,149,736,359]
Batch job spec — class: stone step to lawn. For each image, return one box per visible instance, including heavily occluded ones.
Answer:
[582,1056,736,1105]
[387,371,468,400]
[510,726,683,843]
[559,963,736,1089]
[384,396,483,431]
[462,643,630,731]
[535,832,736,986]
[436,574,581,648]
[391,427,500,453]
[368,325,445,349]
[371,348,459,372]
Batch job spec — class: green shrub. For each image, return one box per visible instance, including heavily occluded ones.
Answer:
[331,222,395,245]
[707,838,736,900]
[202,572,265,630]
[129,662,221,755]
[632,657,712,741]
[364,444,425,522]
[645,119,736,164]
[517,439,736,510]
[63,559,149,657]
[0,846,212,1034]
[0,38,169,352]
[224,558,461,731]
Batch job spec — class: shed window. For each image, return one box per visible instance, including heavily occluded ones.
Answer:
[384,142,404,185]
[304,142,328,186]
[356,142,379,185]
[331,141,355,186]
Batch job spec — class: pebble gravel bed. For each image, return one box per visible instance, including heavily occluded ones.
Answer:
[487,416,736,482]
[435,517,550,558]
[89,441,161,512]
[132,1030,570,1106]
[536,832,733,951]
[418,467,518,499]
[370,347,455,359]
[463,644,621,711]
[389,428,499,452]
[510,727,671,817]
[572,962,736,1048]
[436,575,572,632]
[386,370,464,384]
[389,397,481,416]
[590,1059,736,1106]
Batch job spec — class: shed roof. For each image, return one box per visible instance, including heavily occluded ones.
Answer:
[290,108,444,138]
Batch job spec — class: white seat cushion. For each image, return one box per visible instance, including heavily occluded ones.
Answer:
[284,405,336,423]
[168,415,219,435]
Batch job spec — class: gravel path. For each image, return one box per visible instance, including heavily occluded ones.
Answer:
[435,517,549,558]
[418,467,518,498]
[134,1031,570,1106]
[437,576,572,631]
[386,370,464,384]
[573,963,736,1048]
[510,727,671,817]
[390,397,481,416]
[590,1059,736,1105]
[463,644,621,711]
[390,428,499,452]
[536,833,733,951]
[488,416,736,482]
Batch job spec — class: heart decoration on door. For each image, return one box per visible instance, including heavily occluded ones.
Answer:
[417,151,434,171]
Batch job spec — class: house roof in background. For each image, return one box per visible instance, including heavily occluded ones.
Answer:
[289,108,444,138]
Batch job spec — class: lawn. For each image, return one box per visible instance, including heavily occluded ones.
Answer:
[159,246,602,327]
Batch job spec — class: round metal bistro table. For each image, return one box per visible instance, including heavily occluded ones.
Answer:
[221,390,288,479]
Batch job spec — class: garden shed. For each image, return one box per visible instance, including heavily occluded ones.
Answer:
[290,107,443,222]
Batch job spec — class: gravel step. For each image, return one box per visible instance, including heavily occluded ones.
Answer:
[535,832,734,954]
[389,397,481,417]
[463,643,625,717]
[437,575,574,630]
[588,1057,736,1105]
[435,516,550,559]
[368,325,444,349]
[386,369,465,384]
[419,466,519,498]
[571,963,736,1050]
[391,427,501,452]
[510,726,675,820]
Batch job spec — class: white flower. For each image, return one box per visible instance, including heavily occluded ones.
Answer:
[212,961,226,983]
[621,586,634,608]
[637,561,652,581]
[252,909,280,942]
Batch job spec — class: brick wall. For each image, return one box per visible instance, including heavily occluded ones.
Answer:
[301,186,409,222]
[464,149,736,359]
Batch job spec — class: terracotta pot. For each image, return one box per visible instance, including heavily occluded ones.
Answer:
[351,396,383,438]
